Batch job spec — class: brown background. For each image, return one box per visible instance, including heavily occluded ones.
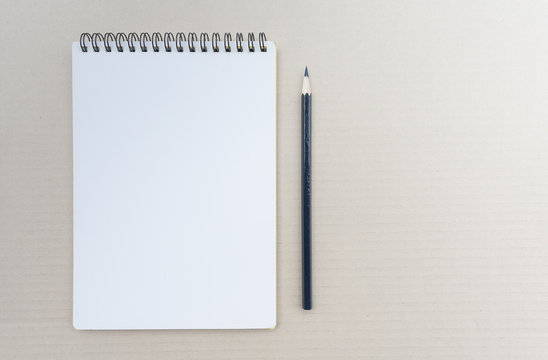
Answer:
[3,0,548,358]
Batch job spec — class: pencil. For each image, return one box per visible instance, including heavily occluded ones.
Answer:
[301,67,312,310]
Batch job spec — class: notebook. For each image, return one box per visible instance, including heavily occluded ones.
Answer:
[72,32,276,330]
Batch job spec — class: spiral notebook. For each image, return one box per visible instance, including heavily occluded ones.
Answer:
[72,32,276,330]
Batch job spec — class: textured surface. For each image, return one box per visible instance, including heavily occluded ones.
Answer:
[3,0,548,358]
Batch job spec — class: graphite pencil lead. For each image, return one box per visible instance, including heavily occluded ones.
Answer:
[304,67,309,77]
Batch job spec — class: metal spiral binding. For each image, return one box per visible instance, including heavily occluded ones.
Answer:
[115,33,127,52]
[80,32,268,53]
[104,33,114,52]
[224,33,232,52]
[248,33,255,52]
[176,33,186,52]
[200,33,209,52]
[212,33,220,52]
[151,32,161,52]
[139,33,151,52]
[91,33,103,52]
[128,33,138,52]
[188,32,197,52]
[235,33,244,52]
[164,33,174,52]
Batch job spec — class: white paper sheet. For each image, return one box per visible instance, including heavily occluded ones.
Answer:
[72,41,276,329]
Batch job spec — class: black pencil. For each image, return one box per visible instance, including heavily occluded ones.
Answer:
[301,67,312,310]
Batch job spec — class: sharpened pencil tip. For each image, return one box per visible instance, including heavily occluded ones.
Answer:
[302,68,311,94]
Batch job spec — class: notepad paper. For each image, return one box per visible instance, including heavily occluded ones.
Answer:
[72,41,276,329]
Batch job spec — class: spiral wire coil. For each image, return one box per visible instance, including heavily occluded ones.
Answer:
[80,32,268,53]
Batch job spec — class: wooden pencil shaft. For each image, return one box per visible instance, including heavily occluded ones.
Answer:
[302,93,312,310]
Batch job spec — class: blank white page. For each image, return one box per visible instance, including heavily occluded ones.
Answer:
[72,40,276,330]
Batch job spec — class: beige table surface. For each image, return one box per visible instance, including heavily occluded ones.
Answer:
[3,0,548,358]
